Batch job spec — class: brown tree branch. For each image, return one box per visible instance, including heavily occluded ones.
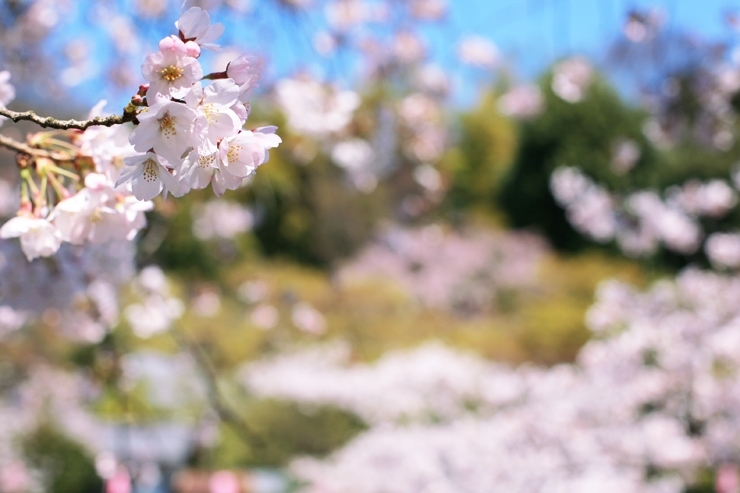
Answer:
[0,107,135,130]
[0,133,68,161]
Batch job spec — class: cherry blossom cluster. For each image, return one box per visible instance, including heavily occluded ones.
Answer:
[0,7,281,261]
[119,7,281,201]
[241,267,740,492]
[336,224,547,315]
[550,166,738,257]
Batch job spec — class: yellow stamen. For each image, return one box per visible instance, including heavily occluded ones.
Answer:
[161,65,184,82]
[227,144,243,163]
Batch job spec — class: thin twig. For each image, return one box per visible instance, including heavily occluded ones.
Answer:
[0,133,68,161]
[0,107,134,130]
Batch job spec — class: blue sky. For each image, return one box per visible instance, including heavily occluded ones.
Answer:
[42,0,740,109]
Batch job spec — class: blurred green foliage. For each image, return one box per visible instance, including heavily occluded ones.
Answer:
[22,425,102,493]
[202,399,366,468]
[498,74,657,251]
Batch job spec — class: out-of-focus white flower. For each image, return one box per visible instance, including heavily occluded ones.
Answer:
[497,85,543,119]
[52,173,132,245]
[623,9,664,43]
[95,452,118,480]
[338,224,546,314]
[176,7,224,51]
[250,304,278,330]
[393,31,425,64]
[611,139,641,174]
[628,191,703,254]
[550,167,617,242]
[716,464,740,493]
[124,269,184,339]
[458,36,498,69]
[706,233,740,269]
[331,139,375,172]
[0,70,15,107]
[0,306,27,338]
[192,289,221,317]
[238,280,269,304]
[291,302,327,335]
[136,0,167,17]
[192,200,254,240]
[666,180,737,218]
[313,31,338,56]
[412,64,450,96]
[413,164,442,192]
[552,57,593,103]
[275,77,359,138]
[409,0,446,20]
[0,216,62,261]
[0,461,31,493]
[325,0,368,30]
[209,471,240,493]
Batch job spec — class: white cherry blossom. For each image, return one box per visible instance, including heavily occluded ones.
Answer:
[180,147,244,196]
[227,54,261,103]
[129,100,198,165]
[0,70,15,107]
[51,184,121,245]
[0,216,62,260]
[142,35,203,101]
[175,7,224,51]
[186,79,243,152]
[116,152,181,201]
[218,126,282,178]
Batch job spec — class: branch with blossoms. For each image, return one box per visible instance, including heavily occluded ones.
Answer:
[0,6,282,262]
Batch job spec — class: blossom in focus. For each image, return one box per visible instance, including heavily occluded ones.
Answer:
[141,35,203,100]
[227,53,262,103]
[218,126,282,178]
[181,127,280,197]
[129,100,198,165]
[0,216,62,260]
[176,7,224,51]
[116,152,181,201]
[186,79,244,152]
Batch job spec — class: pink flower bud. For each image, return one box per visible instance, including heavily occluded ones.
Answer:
[184,40,201,58]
